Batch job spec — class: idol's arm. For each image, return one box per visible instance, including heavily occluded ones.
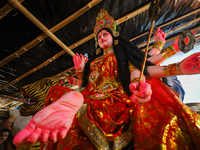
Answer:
[148,27,166,56]
[147,37,180,65]
[147,52,200,79]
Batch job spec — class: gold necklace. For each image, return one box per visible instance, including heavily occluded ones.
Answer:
[103,47,113,54]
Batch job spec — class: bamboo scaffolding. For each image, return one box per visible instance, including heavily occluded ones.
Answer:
[0,0,101,67]
[0,3,151,90]
[0,2,199,91]
[0,101,15,108]
[9,102,23,109]
[0,2,149,67]
[141,26,200,51]
[138,17,200,48]
[130,8,200,42]
[9,0,86,57]
[0,108,9,111]
[0,95,24,102]
[0,0,24,20]
[53,67,75,78]
[1,3,199,68]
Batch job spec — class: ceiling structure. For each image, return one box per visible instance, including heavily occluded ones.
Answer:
[0,0,200,112]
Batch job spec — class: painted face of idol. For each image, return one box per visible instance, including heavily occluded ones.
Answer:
[97,30,113,49]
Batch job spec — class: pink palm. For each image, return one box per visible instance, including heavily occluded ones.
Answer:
[179,52,200,75]
[73,53,86,71]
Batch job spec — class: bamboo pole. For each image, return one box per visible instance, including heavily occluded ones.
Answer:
[116,3,150,25]
[0,108,9,111]
[1,4,199,68]
[1,2,199,91]
[0,0,101,67]
[0,1,148,67]
[0,3,151,90]
[8,0,76,57]
[53,67,75,78]
[0,101,15,108]
[0,95,24,102]
[141,26,200,51]
[130,8,200,42]
[0,0,24,20]
[137,17,200,48]
[9,102,23,109]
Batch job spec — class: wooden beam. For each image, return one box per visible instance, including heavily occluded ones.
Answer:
[0,0,102,67]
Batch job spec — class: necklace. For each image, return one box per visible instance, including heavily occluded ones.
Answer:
[103,47,113,54]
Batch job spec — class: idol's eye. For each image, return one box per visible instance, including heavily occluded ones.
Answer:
[103,33,108,36]
[98,35,101,39]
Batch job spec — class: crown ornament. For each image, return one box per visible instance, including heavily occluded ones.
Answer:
[94,9,119,43]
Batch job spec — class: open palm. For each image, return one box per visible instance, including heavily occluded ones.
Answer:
[179,52,200,75]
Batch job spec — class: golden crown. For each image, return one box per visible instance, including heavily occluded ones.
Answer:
[94,9,119,42]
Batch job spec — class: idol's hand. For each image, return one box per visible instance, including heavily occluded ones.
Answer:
[73,53,87,71]
[171,37,181,52]
[179,52,200,75]
[129,82,152,105]
[13,91,84,147]
[154,27,166,43]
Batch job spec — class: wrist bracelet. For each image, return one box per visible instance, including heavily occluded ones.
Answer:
[163,63,182,76]
[76,70,84,79]
[153,41,164,51]
[176,63,183,75]
[161,46,177,60]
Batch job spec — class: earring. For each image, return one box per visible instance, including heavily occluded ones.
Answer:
[96,48,101,55]
[114,40,118,45]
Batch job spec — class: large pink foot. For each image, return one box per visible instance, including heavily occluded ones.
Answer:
[13,91,84,147]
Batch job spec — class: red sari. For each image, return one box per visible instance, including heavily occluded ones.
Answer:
[45,53,200,150]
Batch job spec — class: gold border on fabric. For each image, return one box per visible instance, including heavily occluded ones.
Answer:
[78,104,134,150]
[78,104,110,150]
[113,125,133,150]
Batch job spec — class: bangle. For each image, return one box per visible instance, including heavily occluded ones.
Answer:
[131,77,144,83]
[76,70,84,79]
[152,41,164,51]
[163,63,182,76]
[161,46,177,60]
[176,63,183,75]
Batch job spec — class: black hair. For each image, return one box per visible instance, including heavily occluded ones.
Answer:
[82,28,154,95]
[0,128,11,134]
